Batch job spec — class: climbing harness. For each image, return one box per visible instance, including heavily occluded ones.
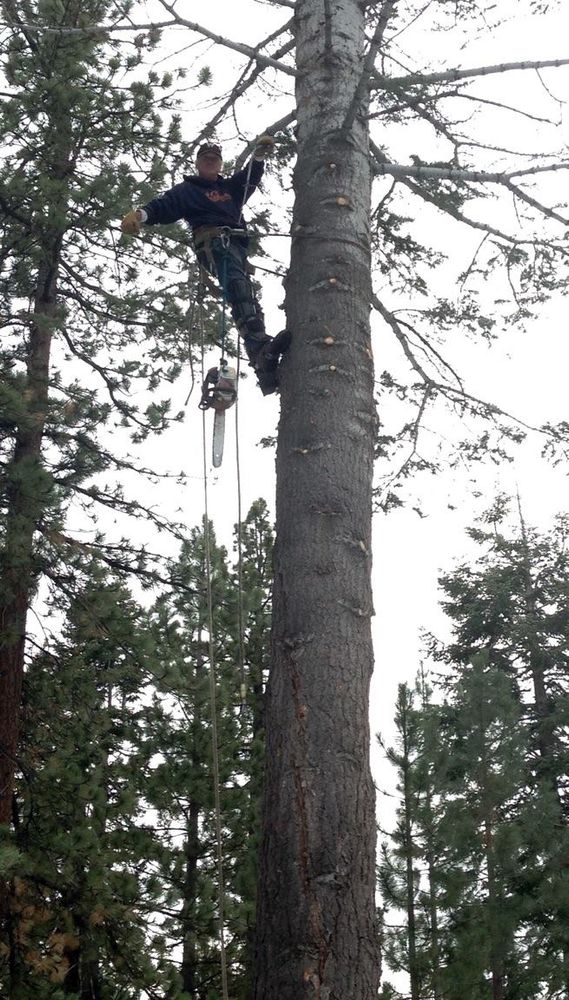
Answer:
[193,224,248,265]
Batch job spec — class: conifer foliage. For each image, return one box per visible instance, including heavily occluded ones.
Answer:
[380,508,569,999]
[1,505,273,997]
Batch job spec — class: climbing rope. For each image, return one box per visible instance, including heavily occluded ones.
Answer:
[184,273,197,406]
[199,296,230,1000]
[238,155,255,228]
[218,233,230,363]
[234,337,247,708]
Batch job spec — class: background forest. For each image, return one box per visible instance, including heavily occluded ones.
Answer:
[1,0,568,997]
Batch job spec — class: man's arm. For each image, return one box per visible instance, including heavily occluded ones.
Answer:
[142,181,189,225]
[121,182,189,235]
[226,134,276,207]
[226,158,265,207]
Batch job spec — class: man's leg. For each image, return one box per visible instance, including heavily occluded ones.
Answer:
[200,238,289,394]
[210,238,290,394]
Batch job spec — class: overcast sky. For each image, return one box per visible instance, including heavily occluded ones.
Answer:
[67,0,569,827]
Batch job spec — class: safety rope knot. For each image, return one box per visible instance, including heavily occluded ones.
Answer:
[199,363,238,412]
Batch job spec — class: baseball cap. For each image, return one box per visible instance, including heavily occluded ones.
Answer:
[197,143,222,159]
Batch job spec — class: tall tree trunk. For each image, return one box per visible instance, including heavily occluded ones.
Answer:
[181,798,200,995]
[63,914,102,1000]
[254,0,378,996]
[425,806,441,1000]
[519,532,569,993]
[402,714,420,1000]
[0,252,59,824]
[484,817,504,1000]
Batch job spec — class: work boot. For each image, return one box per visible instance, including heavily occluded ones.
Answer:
[253,329,292,396]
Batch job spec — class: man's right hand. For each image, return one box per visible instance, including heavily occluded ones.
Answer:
[253,134,276,161]
[121,209,144,235]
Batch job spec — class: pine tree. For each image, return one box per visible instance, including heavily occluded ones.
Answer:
[437,506,569,997]
[140,508,273,1000]
[3,564,162,998]
[414,669,445,1000]
[378,684,424,1000]
[435,654,527,1000]
[378,676,446,1000]
[381,506,569,998]
[1,502,274,998]
[0,0,214,827]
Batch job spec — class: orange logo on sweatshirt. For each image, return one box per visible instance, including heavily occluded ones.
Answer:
[206,190,232,203]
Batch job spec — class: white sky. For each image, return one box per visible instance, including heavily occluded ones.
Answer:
[116,1,569,791]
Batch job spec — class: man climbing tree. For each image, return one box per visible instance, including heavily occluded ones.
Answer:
[121,137,291,394]
[3,1,569,998]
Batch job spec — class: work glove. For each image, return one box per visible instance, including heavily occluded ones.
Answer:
[121,208,145,235]
[253,134,275,161]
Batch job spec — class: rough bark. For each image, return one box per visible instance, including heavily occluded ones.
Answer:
[254,0,378,996]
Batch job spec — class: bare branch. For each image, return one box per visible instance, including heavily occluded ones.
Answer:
[397,315,465,390]
[372,292,432,384]
[369,139,566,247]
[459,90,558,127]
[503,180,569,227]
[374,58,569,90]
[156,0,298,76]
[341,0,397,137]
[371,293,545,438]
[2,6,298,76]
[371,159,569,186]
[187,34,295,160]
[234,109,296,169]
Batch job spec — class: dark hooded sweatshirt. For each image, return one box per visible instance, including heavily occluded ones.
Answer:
[141,159,264,232]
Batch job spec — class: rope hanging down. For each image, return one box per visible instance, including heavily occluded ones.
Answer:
[233,338,247,708]
[194,281,248,996]
[199,296,230,1000]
